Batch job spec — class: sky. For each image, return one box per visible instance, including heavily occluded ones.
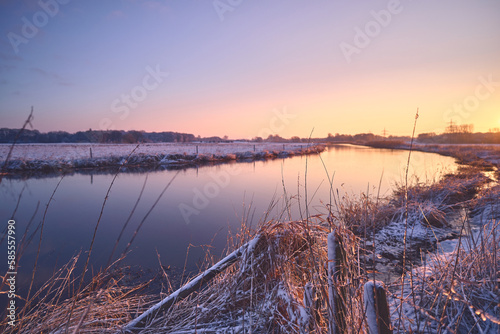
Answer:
[0,0,499,139]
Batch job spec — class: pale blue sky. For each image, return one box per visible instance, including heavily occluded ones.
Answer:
[1,0,499,138]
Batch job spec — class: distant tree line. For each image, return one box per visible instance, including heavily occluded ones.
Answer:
[250,133,410,143]
[3,124,498,145]
[1,129,405,144]
[418,124,500,144]
[0,128,199,144]
[318,133,410,143]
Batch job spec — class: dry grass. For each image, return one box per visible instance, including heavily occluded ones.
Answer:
[1,219,365,333]
[331,166,490,239]
[121,219,364,333]
[390,219,500,333]
[389,166,491,228]
[412,144,500,170]
[2,183,498,332]
[1,255,156,333]
[2,112,498,332]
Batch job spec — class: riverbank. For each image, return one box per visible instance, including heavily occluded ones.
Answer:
[364,141,500,170]
[0,142,325,176]
[6,204,498,333]
[2,143,498,332]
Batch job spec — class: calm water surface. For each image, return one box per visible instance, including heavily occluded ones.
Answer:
[0,144,457,294]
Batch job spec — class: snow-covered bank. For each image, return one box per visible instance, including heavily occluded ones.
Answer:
[371,142,500,168]
[337,163,497,282]
[411,143,500,168]
[369,162,500,331]
[389,219,500,333]
[0,142,325,174]
[5,166,499,332]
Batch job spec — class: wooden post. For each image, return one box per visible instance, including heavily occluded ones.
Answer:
[327,232,336,334]
[90,147,93,159]
[302,283,315,333]
[253,144,256,152]
[364,281,392,334]
[196,145,199,154]
[328,229,347,334]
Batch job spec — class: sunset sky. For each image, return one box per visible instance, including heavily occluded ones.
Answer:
[1,0,499,139]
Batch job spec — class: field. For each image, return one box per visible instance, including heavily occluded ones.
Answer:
[0,142,325,175]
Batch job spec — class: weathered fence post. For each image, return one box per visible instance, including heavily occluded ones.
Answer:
[364,281,392,334]
[328,229,347,334]
[327,231,336,334]
[302,282,315,333]
[90,147,93,159]
[196,145,199,154]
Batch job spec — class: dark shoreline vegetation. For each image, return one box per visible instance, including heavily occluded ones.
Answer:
[1,142,499,332]
[2,124,500,145]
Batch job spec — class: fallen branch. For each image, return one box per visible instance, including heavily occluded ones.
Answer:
[120,234,261,332]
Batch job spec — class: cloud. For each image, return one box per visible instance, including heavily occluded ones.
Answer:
[30,67,74,86]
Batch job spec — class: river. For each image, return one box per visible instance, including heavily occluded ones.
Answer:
[0,144,457,295]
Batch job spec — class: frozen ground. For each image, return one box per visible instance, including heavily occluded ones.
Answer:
[0,142,316,161]
[412,143,500,167]
[0,142,325,173]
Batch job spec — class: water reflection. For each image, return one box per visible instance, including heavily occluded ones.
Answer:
[0,144,456,294]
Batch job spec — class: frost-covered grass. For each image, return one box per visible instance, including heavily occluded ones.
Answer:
[411,143,500,169]
[2,175,498,332]
[390,219,500,333]
[335,166,491,235]
[1,219,364,333]
[0,255,157,334]
[0,142,318,161]
[5,187,497,333]
[1,141,499,332]
[326,164,500,332]
[365,141,500,169]
[0,142,325,174]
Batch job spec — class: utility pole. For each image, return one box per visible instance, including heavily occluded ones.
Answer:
[447,119,455,133]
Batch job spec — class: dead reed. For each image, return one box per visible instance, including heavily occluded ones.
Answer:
[2,257,157,333]
[2,110,499,333]
[1,179,498,332]
[390,219,500,333]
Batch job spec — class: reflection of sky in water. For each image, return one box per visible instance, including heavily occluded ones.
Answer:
[0,145,457,291]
